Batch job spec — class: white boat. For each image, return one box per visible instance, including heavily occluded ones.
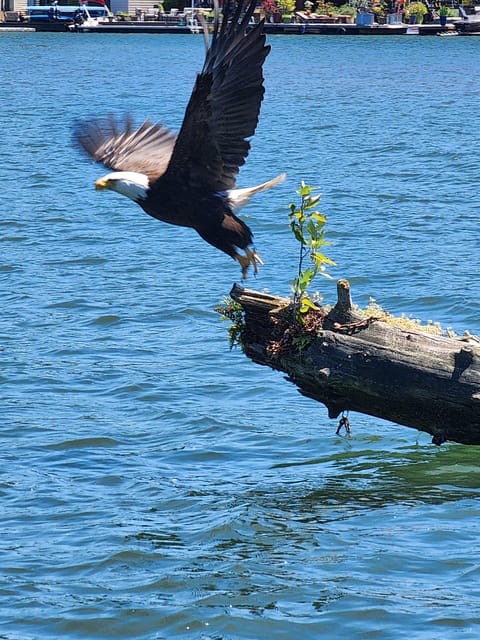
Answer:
[457,3,480,32]
[26,0,113,27]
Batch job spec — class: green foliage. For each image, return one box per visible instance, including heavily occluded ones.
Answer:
[260,0,279,14]
[332,3,357,16]
[407,1,427,15]
[289,182,336,318]
[312,0,339,15]
[276,0,296,13]
[215,297,245,349]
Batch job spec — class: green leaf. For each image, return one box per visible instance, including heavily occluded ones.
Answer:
[311,212,326,224]
[312,252,337,266]
[304,195,321,210]
[291,227,305,244]
[298,268,314,287]
[306,219,318,240]
[298,185,312,198]
[300,296,317,311]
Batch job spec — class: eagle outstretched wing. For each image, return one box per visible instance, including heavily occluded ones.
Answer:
[161,0,269,192]
[74,115,176,182]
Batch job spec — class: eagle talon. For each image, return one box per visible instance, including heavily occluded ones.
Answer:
[235,248,263,279]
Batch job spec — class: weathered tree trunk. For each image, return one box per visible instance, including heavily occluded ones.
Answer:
[230,281,480,445]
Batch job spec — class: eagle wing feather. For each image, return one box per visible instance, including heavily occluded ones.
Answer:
[160,0,269,192]
[74,115,176,181]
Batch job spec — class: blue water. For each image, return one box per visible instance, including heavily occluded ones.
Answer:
[1,31,480,639]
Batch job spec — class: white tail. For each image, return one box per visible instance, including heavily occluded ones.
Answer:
[228,173,286,212]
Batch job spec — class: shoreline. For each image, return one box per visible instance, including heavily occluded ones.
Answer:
[0,17,476,36]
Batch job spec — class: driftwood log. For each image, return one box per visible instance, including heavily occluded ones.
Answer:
[230,281,480,445]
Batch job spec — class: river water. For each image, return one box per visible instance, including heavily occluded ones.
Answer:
[1,30,480,639]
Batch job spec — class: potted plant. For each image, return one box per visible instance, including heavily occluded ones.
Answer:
[332,3,357,23]
[260,0,279,20]
[372,1,387,23]
[406,1,427,23]
[439,4,448,25]
[276,0,295,21]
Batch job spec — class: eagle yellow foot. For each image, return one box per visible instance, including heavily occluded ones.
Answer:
[235,248,264,279]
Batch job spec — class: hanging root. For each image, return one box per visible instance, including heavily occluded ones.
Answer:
[235,248,264,279]
[336,412,351,436]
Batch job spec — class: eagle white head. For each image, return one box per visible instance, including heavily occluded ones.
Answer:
[95,171,149,203]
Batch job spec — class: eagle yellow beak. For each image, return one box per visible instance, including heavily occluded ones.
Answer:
[95,177,110,191]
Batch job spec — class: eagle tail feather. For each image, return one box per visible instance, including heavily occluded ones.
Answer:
[228,173,286,213]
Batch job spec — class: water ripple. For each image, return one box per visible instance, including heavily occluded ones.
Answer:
[1,32,480,640]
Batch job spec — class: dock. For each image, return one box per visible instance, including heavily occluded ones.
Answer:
[0,12,472,36]
[62,19,458,35]
[262,21,457,35]
[0,19,70,31]
[70,20,197,33]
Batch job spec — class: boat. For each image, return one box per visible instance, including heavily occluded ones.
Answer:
[456,4,480,33]
[71,4,206,33]
[436,3,480,36]
[25,0,112,29]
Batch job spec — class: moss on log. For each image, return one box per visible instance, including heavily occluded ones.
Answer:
[230,281,480,446]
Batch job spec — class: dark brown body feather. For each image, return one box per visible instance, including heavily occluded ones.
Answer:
[74,0,270,265]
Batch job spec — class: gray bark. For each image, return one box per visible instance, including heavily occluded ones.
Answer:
[231,281,480,445]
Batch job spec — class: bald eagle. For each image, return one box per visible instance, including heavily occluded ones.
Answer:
[74,0,284,278]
